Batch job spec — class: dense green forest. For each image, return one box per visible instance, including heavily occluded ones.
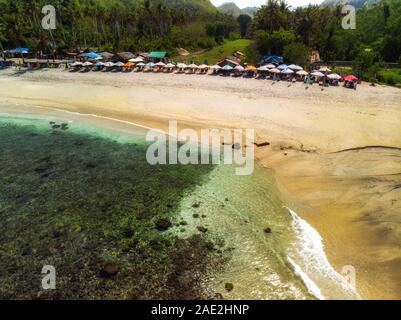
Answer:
[0,0,237,53]
[0,0,400,69]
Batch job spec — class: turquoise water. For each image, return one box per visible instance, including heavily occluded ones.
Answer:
[0,110,359,300]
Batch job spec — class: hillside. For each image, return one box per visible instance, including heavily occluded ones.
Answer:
[218,2,258,17]
[153,0,218,13]
[321,0,380,8]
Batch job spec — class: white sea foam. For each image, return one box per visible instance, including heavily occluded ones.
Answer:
[285,206,361,300]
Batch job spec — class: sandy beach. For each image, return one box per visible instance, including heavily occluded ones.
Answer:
[0,68,400,299]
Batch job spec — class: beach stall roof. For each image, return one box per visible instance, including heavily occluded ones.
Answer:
[85,52,101,59]
[260,55,282,65]
[217,58,239,68]
[112,52,136,62]
[149,51,168,59]
[99,52,114,60]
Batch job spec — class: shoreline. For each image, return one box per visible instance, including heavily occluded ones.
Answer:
[1,69,401,299]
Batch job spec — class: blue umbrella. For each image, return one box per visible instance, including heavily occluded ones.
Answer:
[278,64,288,70]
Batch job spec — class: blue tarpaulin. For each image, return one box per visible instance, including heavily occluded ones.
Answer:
[85,52,101,59]
[260,55,282,65]
[9,48,29,54]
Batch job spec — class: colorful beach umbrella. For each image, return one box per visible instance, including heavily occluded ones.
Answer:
[344,75,358,82]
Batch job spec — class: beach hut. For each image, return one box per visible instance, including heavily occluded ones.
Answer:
[149,51,168,63]
[112,52,135,63]
[99,52,114,61]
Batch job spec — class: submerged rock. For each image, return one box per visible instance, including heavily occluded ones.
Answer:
[100,262,119,278]
[154,218,172,231]
[197,226,208,233]
[225,283,234,292]
[264,227,272,234]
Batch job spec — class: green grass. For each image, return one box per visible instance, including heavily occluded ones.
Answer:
[176,39,253,65]
[377,68,401,87]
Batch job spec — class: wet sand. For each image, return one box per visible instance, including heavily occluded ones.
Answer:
[0,68,400,299]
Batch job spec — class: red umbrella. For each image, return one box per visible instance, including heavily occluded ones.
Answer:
[344,75,358,82]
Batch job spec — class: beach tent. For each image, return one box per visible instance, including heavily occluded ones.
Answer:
[327,73,341,80]
[277,64,288,70]
[319,66,332,73]
[269,68,281,74]
[296,70,309,76]
[288,64,303,71]
[234,65,245,71]
[281,68,294,74]
[311,71,325,78]
[344,75,358,82]
[129,57,144,63]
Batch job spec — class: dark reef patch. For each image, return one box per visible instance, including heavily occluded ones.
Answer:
[0,121,219,299]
